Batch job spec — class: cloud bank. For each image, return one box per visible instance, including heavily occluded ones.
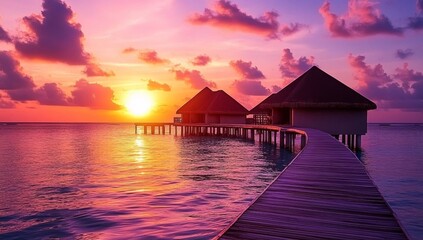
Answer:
[0,25,11,42]
[230,59,265,79]
[349,54,423,110]
[171,67,216,89]
[319,0,403,38]
[14,0,90,64]
[138,50,170,65]
[0,51,120,109]
[279,48,314,81]
[147,80,171,91]
[83,63,115,77]
[191,55,211,66]
[395,49,414,60]
[189,0,305,39]
[229,59,271,96]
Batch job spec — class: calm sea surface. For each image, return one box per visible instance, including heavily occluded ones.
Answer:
[0,124,293,239]
[359,123,423,240]
[0,123,422,239]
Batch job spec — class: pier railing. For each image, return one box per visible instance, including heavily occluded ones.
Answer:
[135,123,306,152]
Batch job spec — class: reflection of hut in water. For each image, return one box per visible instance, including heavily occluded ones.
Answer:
[252,66,376,147]
[176,87,249,124]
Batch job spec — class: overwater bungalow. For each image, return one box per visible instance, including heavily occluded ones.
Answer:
[251,66,377,146]
[176,87,249,124]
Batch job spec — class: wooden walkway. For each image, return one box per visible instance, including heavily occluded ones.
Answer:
[217,128,408,239]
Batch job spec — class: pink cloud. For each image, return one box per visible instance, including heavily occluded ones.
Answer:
[83,63,115,77]
[171,67,216,89]
[138,50,169,65]
[230,59,265,79]
[122,47,137,54]
[147,80,171,91]
[191,55,211,66]
[319,0,403,38]
[348,54,423,109]
[232,80,270,96]
[70,79,121,110]
[271,85,282,93]
[0,94,15,108]
[189,0,305,39]
[279,48,314,81]
[14,0,91,65]
[0,25,11,42]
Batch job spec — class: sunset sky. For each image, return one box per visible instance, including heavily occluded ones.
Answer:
[0,0,422,122]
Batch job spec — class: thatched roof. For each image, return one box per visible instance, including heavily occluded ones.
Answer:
[254,66,377,111]
[177,87,248,114]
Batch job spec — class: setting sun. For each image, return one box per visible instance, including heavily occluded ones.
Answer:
[125,91,155,116]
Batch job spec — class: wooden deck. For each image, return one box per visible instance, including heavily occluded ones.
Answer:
[217,128,408,239]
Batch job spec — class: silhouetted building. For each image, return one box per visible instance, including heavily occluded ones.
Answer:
[177,87,248,124]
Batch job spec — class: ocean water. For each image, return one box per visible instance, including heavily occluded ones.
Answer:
[0,124,293,239]
[359,123,423,240]
[0,123,422,240]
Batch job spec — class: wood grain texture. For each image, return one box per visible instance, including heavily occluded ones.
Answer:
[218,128,408,240]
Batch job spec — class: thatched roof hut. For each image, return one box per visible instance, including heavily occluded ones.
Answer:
[252,66,376,135]
[177,87,248,124]
[255,66,376,111]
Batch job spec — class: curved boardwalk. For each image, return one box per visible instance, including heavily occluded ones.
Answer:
[218,128,408,240]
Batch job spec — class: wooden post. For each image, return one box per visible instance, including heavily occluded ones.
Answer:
[135,124,137,134]
[144,126,147,134]
[280,131,285,148]
[301,134,306,149]
[356,135,361,150]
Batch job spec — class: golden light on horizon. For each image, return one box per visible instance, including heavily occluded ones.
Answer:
[125,91,155,116]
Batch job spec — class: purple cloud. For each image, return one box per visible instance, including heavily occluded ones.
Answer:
[138,50,169,65]
[348,54,423,110]
[230,59,265,79]
[0,51,36,90]
[70,79,121,110]
[232,80,270,96]
[171,67,217,89]
[395,49,414,59]
[14,0,90,64]
[393,63,423,91]
[147,80,171,91]
[279,48,314,81]
[83,63,115,77]
[408,16,423,30]
[35,83,69,105]
[408,0,423,30]
[191,55,211,66]
[319,0,403,38]
[0,25,11,42]
[189,0,305,39]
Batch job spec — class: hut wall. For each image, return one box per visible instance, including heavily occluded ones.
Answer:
[292,109,367,135]
[272,108,291,125]
[182,113,205,123]
[206,114,220,124]
[220,115,246,124]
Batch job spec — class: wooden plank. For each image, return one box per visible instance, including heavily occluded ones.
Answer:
[217,128,408,240]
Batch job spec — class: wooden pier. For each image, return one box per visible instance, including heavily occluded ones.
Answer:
[134,123,407,238]
[216,128,408,239]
